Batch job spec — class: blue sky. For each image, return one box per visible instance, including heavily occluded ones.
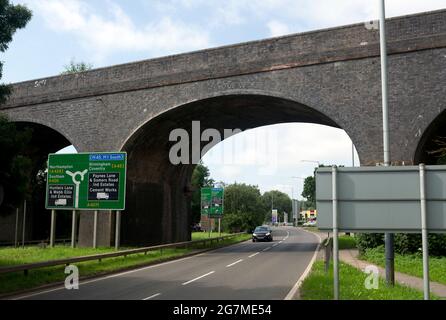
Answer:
[3,0,446,198]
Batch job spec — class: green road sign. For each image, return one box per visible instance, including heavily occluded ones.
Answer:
[46,152,127,211]
[201,187,224,217]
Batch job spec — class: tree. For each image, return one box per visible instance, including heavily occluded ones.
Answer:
[0,115,32,211]
[190,162,214,224]
[222,183,265,232]
[427,136,446,164]
[261,190,291,222]
[301,176,315,209]
[61,60,93,75]
[0,0,32,103]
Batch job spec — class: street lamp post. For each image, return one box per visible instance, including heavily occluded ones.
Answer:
[379,0,395,286]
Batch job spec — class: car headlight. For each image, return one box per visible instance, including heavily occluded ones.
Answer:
[266,232,271,236]
[253,233,257,237]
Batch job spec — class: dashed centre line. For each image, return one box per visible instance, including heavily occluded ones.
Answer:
[249,252,260,258]
[182,271,215,285]
[142,293,161,300]
[226,259,243,267]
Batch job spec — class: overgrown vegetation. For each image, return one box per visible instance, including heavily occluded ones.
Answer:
[60,60,93,75]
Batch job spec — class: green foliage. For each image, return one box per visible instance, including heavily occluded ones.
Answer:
[301,175,315,206]
[361,246,446,285]
[300,261,435,300]
[0,115,33,211]
[61,60,93,74]
[355,233,384,254]
[394,233,446,256]
[0,235,250,295]
[0,0,32,104]
[261,190,291,222]
[357,233,446,256]
[338,235,357,250]
[190,162,214,224]
[222,183,265,232]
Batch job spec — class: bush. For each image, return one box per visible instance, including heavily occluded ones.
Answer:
[394,234,421,255]
[358,233,446,257]
[356,233,384,254]
[428,234,446,256]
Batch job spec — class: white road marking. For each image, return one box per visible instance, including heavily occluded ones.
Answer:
[13,253,200,300]
[272,243,278,247]
[249,252,260,258]
[262,247,271,252]
[284,229,322,300]
[226,259,243,267]
[182,271,215,286]
[279,241,283,244]
[142,293,161,300]
[13,237,253,300]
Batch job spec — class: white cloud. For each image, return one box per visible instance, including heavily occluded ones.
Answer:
[267,20,290,37]
[203,123,359,196]
[24,0,211,62]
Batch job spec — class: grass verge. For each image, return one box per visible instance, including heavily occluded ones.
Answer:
[0,233,250,296]
[360,246,446,285]
[338,235,357,250]
[300,260,436,300]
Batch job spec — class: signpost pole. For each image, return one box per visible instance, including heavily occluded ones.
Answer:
[218,217,221,237]
[15,208,19,247]
[50,209,56,248]
[71,210,77,248]
[93,210,98,248]
[379,0,395,287]
[115,211,121,251]
[332,166,339,300]
[419,164,430,300]
[22,200,26,248]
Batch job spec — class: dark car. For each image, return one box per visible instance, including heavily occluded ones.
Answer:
[252,226,273,242]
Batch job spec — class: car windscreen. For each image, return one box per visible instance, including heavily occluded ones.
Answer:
[254,227,269,232]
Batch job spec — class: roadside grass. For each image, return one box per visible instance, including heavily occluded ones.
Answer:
[0,233,250,295]
[191,232,231,240]
[338,235,357,250]
[300,260,436,300]
[360,246,446,285]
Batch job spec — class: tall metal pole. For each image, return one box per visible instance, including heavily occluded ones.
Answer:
[22,200,26,248]
[93,210,98,248]
[332,166,339,300]
[379,0,395,286]
[15,208,19,247]
[71,210,77,248]
[115,211,121,251]
[50,209,56,247]
[218,217,221,237]
[419,164,430,300]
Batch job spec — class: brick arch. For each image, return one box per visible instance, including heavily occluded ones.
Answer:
[119,93,360,246]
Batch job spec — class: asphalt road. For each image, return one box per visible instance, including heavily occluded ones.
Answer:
[16,227,320,300]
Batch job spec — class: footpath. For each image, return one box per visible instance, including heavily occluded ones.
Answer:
[303,228,446,299]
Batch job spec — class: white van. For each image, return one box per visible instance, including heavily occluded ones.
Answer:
[55,199,67,206]
[97,193,110,200]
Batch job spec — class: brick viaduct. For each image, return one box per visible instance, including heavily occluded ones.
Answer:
[1,9,446,246]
